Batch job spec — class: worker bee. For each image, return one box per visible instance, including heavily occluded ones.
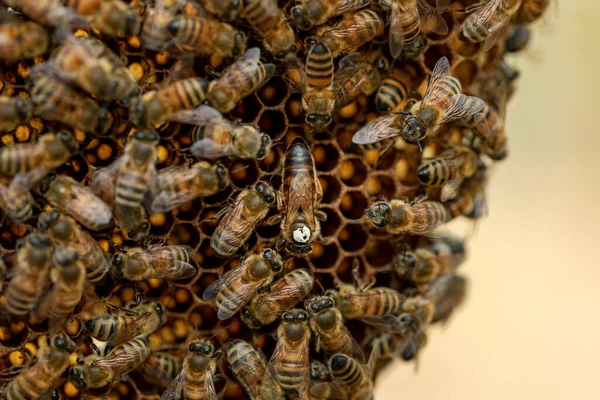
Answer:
[394,235,466,284]
[226,340,267,400]
[140,1,178,52]
[28,70,113,135]
[67,0,142,37]
[459,0,522,51]
[291,0,369,30]
[38,174,113,232]
[0,174,36,224]
[270,138,326,256]
[429,274,468,324]
[326,352,375,400]
[199,0,243,21]
[305,295,364,361]
[2,0,88,27]
[141,352,182,389]
[129,77,209,129]
[111,245,196,282]
[260,309,311,399]
[38,211,110,284]
[145,161,230,213]
[374,67,411,112]
[203,247,283,320]
[472,82,509,161]
[0,18,49,62]
[0,96,33,132]
[84,297,167,346]
[353,57,484,148]
[166,14,246,57]
[244,0,296,61]
[70,336,151,390]
[43,36,138,101]
[308,360,333,400]
[365,198,452,235]
[446,163,488,219]
[518,0,550,23]
[171,105,273,161]
[417,145,479,201]
[207,47,276,114]
[315,10,384,58]
[210,181,276,258]
[4,332,76,400]
[383,0,448,59]
[241,268,314,329]
[0,131,78,178]
[161,339,220,400]
[39,246,85,320]
[3,233,54,317]
[400,329,427,362]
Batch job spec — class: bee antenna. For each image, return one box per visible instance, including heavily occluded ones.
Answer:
[209,322,240,340]
[347,216,371,223]
[314,278,325,295]
[112,243,125,252]
[230,164,250,174]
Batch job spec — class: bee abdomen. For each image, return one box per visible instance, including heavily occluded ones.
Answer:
[375,76,409,111]
[171,78,209,110]
[5,282,38,315]
[85,314,124,340]
[116,171,148,208]
[329,354,362,387]
[418,160,455,186]
[278,354,305,389]
[305,42,334,88]
[6,367,53,400]
[245,0,279,33]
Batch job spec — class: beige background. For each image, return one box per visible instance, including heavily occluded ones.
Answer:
[376,1,600,399]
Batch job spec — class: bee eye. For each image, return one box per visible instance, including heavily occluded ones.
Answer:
[283,313,293,322]
[298,311,307,321]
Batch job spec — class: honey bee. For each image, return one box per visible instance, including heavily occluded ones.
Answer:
[129,77,209,129]
[140,2,178,52]
[3,233,54,317]
[161,339,220,400]
[382,0,448,59]
[244,0,296,61]
[207,47,276,114]
[0,174,36,224]
[305,295,364,361]
[84,297,167,346]
[203,247,283,320]
[308,360,333,400]
[459,0,522,51]
[141,352,182,389]
[112,245,196,282]
[271,138,326,256]
[38,174,113,232]
[43,36,138,101]
[171,105,273,161]
[400,295,435,328]
[4,332,76,400]
[326,353,374,400]
[166,14,246,57]
[92,131,158,240]
[0,19,49,62]
[394,235,466,284]
[241,268,314,329]
[365,198,452,235]
[66,0,142,37]
[400,329,427,362]
[374,68,411,112]
[226,340,267,400]
[0,131,78,177]
[210,181,276,258]
[260,309,311,399]
[429,274,468,324]
[145,161,230,213]
[40,246,85,320]
[418,145,479,201]
[353,57,484,148]
[315,10,384,58]
[199,0,243,21]
[291,0,370,30]
[2,0,88,27]
[0,96,33,132]
[28,70,113,135]
[505,24,531,53]
[472,82,509,161]
[518,0,550,23]
[70,336,151,390]
[38,210,110,284]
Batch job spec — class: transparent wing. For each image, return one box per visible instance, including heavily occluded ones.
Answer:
[105,311,152,345]
[460,0,504,48]
[388,0,405,59]
[205,367,218,400]
[435,0,451,12]
[94,344,151,377]
[169,105,226,126]
[326,11,382,41]
[13,169,49,189]
[441,94,485,124]
[358,314,414,334]
[334,69,373,109]
[191,138,233,159]
[351,114,402,145]
[440,178,463,202]
[417,0,448,35]
[340,325,367,364]
[286,169,315,218]
[336,0,370,14]
[151,189,197,213]
[155,260,196,280]
[483,15,511,51]
[337,52,361,72]
[161,367,187,400]
[421,56,452,106]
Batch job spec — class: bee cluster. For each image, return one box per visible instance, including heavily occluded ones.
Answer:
[0,0,548,399]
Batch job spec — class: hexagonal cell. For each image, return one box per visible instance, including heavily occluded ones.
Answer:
[339,223,368,253]
[310,242,339,269]
[258,76,289,107]
[313,143,340,172]
[256,211,281,239]
[56,154,88,183]
[197,240,228,269]
[313,271,336,291]
[319,175,342,204]
[202,185,233,206]
[453,35,482,57]
[0,223,28,250]
[149,211,175,236]
[452,60,478,87]
[163,287,194,313]
[340,191,368,220]
[336,256,364,285]
[229,160,259,189]
[84,138,119,167]
[199,207,221,237]
[424,44,453,71]
[175,198,203,221]
[190,305,218,331]
[365,238,395,267]
[258,109,288,140]
[320,208,341,238]
[168,223,201,249]
[230,94,261,123]
[285,93,304,125]
[193,272,219,298]
[339,157,368,187]
[0,319,28,348]
[366,175,397,200]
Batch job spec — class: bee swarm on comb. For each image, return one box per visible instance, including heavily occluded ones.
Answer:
[0,0,548,399]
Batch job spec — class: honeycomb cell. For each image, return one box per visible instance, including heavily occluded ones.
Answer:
[84,138,119,167]
[320,208,341,238]
[310,242,339,269]
[175,198,203,221]
[339,157,368,187]
[319,175,342,204]
[365,238,396,267]
[202,185,233,206]
[340,191,368,220]
[258,76,289,107]
[367,175,397,200]
[0,319,28,348]
[336,256,364,284]
[168,223,201,250]
[313,143,340,172]
[149,212,175,236]
[339,223,369,253]
[197,240,228,269]
[424,44,453,70]
[285,93,304,125]
[0,223,28,250]
[190,305,218,331]
[258,109,288,140]
[230,95,261,123]
[230,160,259,189]
[453,60,478,87]
[199,207,221,237]
[454,35,481,57]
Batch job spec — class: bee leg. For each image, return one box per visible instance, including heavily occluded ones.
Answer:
[315,209,327,222]
[266,214,283,225]
[213,204,233,220]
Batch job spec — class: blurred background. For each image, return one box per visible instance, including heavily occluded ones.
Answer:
[376,1,600,399]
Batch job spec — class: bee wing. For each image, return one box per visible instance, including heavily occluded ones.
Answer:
[204,266,264,320]
[351,114,402,145]
[337,53,361,72]
[14,169,49,190]
[161,367,187,400]
[483,15,511,51]
[263,339,310,399]
[105,311,152,345]
[335,0,370,13]
[287,169,315,217]
[417,0,448,35]
[57,179,113,228]
[169,105,226,125]
[334,70,373,109]
[341,325,367,364]
[230,346,267,398]
[149,168,205,213]
[460,0,505,49]
[435,0,451,12]
[358,314,414,334]
[440,178,463,202]
[440,94,485,124]
[94,344,151,377]
[389,0,405,59]
[421,56,452,106]
[205,366,218,400]
[495,81,508,119]
[190,138,234,159]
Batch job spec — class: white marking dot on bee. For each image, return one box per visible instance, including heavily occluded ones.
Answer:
[293,226,311,243]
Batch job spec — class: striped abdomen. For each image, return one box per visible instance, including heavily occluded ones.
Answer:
[306,42,333,88]
[464,102,498,137]
[328,354,364,388]
[141,8,172,51]
[142,353,181,388]
[0,145,39,175]
[98,337,150,377]
[226,58,267,98]
[398,5,420,44]
[417,158,460,186]
[84,314,136,342]
[150,246,191,273]
[245,0,280,33]
[410,201,452,234]
[5,351,68,400]
[282,138,315,198]
[157,78,208,112]
[325,10,383,56]
[359,288,402,316]
[47,282,83,319]
[80,237,110,283]
[447,191,475,218]
[519,0,549,23]
[375,75,409,111]
[3,0,62,25]
[0,183,33,222]
[5,273,42,316]
[116,166,152,212]
[277,344,308,392]
[227,340,265,399]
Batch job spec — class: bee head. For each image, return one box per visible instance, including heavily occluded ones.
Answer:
[38,210,62,233]
[189,339,216,357]
[290,6,311,30]
[51,331,76,353]
[69,366,88,390]
[366,202,391,228]
[153,301,166,321]
[240,307,261,329]
[26,233,53,250]
[261,247,283,272]
[94,107,113,135]
[256,134,273,160]
[255,181,276,206]
[36,172,57,194]
[215,162,231,190]
[305,113,332,128]
[126,222,150,241]
[307,296,335,315]
[124,12,142,36]
[402,117,427,141]
[52,131,78,157]
[395,251,417,273]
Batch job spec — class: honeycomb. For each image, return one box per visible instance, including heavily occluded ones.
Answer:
[0,0,547,399]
